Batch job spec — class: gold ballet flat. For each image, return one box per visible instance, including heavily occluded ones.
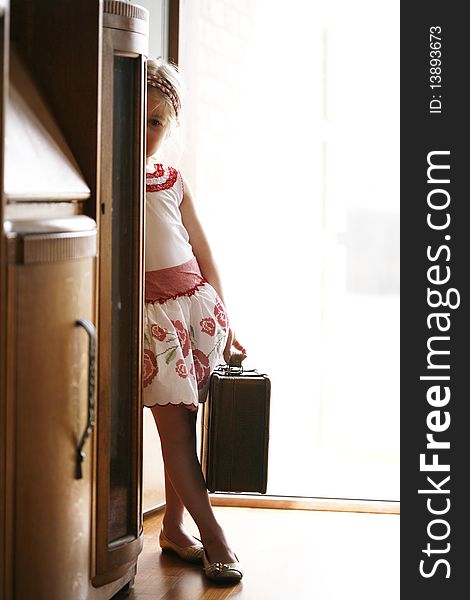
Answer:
[159,528,205,563]
[202,548,244,582]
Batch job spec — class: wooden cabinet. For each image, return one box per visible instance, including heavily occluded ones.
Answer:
[94,1,148,585]
[0,2,9,596]
[0,1,150,598]
[5,219,97,600]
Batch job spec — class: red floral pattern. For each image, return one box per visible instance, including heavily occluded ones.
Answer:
[151,323,168,341]
[146,164,179,192]
[214,301,228,331]
[175,359,188,379]
[142,281,229,410]
[171,319,191,357]
[200,317,216,336]
[143,349,158,387]
[153,164,165,177]
[193,349,210,391]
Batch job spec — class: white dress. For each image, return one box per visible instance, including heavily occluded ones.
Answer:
[143,162,229,412]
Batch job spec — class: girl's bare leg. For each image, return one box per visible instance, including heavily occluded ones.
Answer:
[161,466,202,546]
[151,403,237,564]
[156,404,198,546]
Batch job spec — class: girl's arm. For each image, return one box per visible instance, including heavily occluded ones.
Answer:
[180,174,246,363]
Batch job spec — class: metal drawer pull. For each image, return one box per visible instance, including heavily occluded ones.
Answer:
[75,319,97,479]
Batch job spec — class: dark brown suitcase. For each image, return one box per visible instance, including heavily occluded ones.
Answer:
[200,365,271,493]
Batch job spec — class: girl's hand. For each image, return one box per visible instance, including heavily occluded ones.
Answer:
[223,328,247,365]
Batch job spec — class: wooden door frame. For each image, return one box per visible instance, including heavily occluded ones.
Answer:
[167,0,179,64]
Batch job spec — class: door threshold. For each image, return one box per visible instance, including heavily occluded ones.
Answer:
[208,493,400,515]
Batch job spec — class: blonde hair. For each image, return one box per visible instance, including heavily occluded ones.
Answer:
[147,57,185,137]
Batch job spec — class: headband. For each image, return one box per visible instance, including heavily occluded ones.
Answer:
[147,74,181,119]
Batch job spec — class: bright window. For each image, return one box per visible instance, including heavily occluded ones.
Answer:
[178,0,399,500]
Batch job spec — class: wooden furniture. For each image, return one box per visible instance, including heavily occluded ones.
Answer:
[0,2,9,597]
[95,0,148,588]
[0,1,149,598]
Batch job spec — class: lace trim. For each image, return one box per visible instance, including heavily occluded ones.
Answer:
[146,400,199,411]
[146,279,207,304]
[146,164,179,192]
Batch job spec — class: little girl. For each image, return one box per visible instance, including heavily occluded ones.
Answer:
[142,57,246,583]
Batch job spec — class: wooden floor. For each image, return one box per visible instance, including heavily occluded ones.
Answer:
[115,505,399,600]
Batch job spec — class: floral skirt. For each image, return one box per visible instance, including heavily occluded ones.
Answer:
[142,257,229,412]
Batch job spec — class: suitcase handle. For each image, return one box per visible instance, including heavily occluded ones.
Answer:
[216,364,245,375]
[215,364,267,377]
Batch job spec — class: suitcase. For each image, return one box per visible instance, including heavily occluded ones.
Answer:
[200,363,271,494]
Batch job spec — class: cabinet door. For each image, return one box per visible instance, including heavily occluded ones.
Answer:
[12,252,95,600]
[94,17,146,584]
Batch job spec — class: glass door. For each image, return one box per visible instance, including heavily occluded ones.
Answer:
[94,3,147,583]
[179,0,399,502]
[108,54,142,543]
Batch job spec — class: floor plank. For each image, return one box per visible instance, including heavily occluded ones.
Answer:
[115,505,399,600]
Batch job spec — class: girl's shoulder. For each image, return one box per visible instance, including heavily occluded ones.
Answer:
[146,161,184,197]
